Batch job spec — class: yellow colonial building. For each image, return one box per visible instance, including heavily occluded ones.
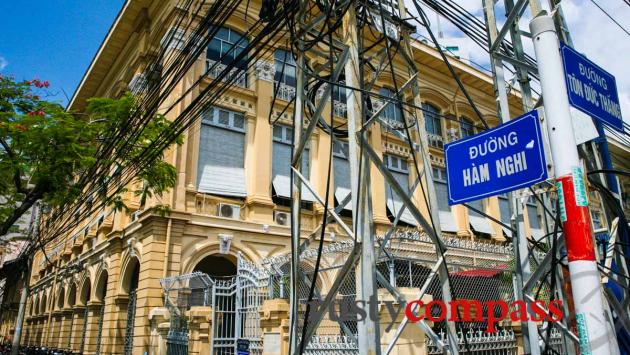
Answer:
[1,0,597,354]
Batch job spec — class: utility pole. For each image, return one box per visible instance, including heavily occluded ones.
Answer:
[11,203,40,355]
[482,1,540,352]
[344,2,381,354]
[11,254,32,355]
[530,14,613,355]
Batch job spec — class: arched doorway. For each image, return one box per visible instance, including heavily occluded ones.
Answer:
[94,272,108,355]
[193,254,237,278]
[39,293,47,344]
[66,283,77,350]
[122,258,140,355]
[54,287,65,348]
[79,279,91,354]
[189,254,237,307]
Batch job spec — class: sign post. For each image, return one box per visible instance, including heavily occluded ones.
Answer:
[444,110,548,205]
[561,43,624,132]
[531,14,614,355]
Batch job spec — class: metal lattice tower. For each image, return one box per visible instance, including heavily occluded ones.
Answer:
[286,0,464,353]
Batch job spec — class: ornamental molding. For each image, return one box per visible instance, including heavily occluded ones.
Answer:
[254,59,275,82]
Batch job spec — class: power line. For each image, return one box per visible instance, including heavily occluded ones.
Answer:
[589,0,630,36]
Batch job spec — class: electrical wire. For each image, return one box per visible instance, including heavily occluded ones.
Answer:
[589,0,630,36]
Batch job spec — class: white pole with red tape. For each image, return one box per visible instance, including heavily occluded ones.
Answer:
[530,14,614,355]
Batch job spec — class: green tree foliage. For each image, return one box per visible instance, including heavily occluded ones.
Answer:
[0,75,181,238]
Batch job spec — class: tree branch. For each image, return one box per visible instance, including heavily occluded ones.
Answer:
[0,137,27,195]
[0,184,45,237]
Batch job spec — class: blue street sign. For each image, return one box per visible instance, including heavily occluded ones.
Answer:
[237,339,250,355]
[561,43,624,132]
[445,110,548,205]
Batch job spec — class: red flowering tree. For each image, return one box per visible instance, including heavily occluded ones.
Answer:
[0,75,179,238]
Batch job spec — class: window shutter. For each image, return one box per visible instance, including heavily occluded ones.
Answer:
[197,108,247,197]
[435,181,450,211]
[498,195,513,237]
[468,199,485,217]
[384,155,416,225]
[527,203,540,230]
[271,125,313,201]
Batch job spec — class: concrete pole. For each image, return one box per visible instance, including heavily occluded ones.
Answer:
[10,255,32,355]
[530,14,614,355]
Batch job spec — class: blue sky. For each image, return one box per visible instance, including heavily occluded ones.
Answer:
[0,1,125,107]
[0,0,627,120]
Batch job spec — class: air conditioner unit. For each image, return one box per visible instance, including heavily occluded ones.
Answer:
[217,203,240,219]
[274,211,290,226]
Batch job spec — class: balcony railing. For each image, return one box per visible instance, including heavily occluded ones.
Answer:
[427,133,444,149]
[273,82,296,102]
[206,59,248,89]
[332,101,347,117]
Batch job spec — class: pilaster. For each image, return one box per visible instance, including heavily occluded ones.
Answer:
[260,299,290,355]
[57,308,73,349]
[83,301,104,354]
[379,288,431,355]
[188,306,213,355]
[71,306,87,352]
[487,197,506,242]
[245,58,276,223]
[369,124,392,228]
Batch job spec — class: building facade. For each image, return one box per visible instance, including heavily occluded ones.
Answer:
[0,0,621,354]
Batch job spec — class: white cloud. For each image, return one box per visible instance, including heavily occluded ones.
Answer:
[0,56,7,71]
[560,0,630,123]
[403,0,629,123]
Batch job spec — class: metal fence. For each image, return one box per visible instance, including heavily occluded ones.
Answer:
[427,329,517,355]
[161,272,214,354]
[161,259,269,355]
[258,230,521,354]
[166,330,189,355]
[160,229,565,355]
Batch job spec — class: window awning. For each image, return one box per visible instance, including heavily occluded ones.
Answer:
[452,268,504,278]
[469,215,494,235]
[335,187,352,211]
[272,175,316,202]
[439,211,458,233]
[386,199,417,226]
[503,227,513,238]
[198,165,247,197]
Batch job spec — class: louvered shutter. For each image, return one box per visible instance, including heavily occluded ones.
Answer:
[197,108,247,197]
[271,125,313,201]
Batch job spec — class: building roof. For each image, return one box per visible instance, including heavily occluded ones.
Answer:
[68,0,519,113]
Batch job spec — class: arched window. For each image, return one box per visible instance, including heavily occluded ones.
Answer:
[379,87,404,125]
[422,103,442,136]
[274,49,296,87]
[207,27,249,87]
[460,116,475,138]
[207,27,249,70]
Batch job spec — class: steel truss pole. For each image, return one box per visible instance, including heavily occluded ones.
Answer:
[397,7,460,354]
[343,3,381,354]
[288,0,307,352]
[482,2,542,354]
[530,14,613,354]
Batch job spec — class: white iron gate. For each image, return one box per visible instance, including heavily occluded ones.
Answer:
[211,277,238,355]
[212,256,268,355]
[162,254,269,355]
